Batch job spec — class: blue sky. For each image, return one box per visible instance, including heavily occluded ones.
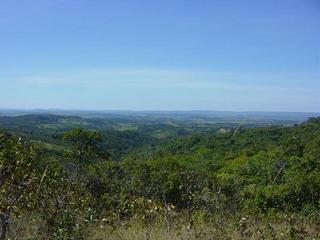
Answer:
[0,0,319,111]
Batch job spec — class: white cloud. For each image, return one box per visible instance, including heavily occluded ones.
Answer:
[0,68,319,95]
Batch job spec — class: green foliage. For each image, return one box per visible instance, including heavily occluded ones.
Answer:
[0,131,39,215]
[63,128,109,165]
[1,117,320,239]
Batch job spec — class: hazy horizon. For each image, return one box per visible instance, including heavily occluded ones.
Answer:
[1,0,319,111]
[1,108,319,114]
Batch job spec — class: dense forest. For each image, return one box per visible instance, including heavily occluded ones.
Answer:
[0,114,320,239]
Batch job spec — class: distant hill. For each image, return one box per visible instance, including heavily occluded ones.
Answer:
[1,112,319,160]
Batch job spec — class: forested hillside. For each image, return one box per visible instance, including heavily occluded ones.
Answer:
[0,117,320,239]
[0,112,313,159]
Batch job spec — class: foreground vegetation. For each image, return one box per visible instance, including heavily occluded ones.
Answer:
[0,116,320,239]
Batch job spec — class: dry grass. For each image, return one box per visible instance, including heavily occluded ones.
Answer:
[5,214,320,240]
[90,218,320,240]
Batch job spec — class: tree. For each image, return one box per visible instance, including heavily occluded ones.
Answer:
[63,128,109,165]
[0,131,39,239]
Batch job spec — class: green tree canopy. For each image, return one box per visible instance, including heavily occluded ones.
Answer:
[63,128,109,165]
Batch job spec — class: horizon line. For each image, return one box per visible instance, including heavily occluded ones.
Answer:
[0,108,319,114]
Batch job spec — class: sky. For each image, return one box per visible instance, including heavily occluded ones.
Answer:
[0,0,319,112]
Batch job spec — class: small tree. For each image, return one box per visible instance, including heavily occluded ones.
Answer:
[63,128,109,166]
[0,131,39,239]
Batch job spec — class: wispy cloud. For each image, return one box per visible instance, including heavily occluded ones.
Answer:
[0,68,319,111]
[1,68,319,94]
